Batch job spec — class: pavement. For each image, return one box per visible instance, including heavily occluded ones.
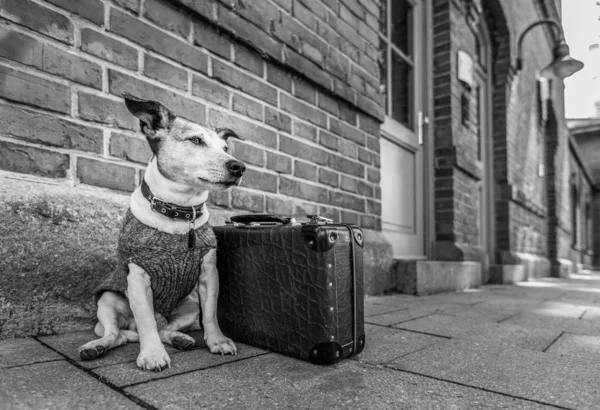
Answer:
[3,274,600,409]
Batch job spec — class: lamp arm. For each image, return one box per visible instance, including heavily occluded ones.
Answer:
[516,19,564,70]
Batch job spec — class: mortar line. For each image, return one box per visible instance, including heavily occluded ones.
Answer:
[383,365,575,410]
[578,309,588,320]
[365,321,451,339]
[120,352,272,388]
[33,337,159,410]
[542,331,565,353]
[1,358,64,370]
[496,312,519,323]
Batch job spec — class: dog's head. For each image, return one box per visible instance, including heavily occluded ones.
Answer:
[124,94,245,190]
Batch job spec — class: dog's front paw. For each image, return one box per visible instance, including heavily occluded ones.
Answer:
[205,331,237,356]
[137,347,171,371]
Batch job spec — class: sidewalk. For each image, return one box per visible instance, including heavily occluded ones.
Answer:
[2,274,600,409]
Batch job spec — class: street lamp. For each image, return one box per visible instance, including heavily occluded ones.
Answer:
[516,19,584,79]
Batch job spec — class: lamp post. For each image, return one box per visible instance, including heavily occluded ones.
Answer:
[516,19,584,79]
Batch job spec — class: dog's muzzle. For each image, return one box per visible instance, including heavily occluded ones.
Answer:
[226,160,246,178]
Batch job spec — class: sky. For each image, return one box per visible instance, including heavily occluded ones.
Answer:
[562,0,599,118]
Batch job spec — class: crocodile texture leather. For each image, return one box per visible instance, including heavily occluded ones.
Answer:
[214,223,364,362]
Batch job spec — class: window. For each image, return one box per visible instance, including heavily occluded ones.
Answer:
[380,0,415,130]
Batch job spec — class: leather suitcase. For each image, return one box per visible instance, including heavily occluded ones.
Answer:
[213,214,365,365]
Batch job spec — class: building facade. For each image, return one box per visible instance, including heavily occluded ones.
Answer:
[0,0,594,303]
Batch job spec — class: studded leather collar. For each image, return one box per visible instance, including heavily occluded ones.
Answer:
[141,179,204,221]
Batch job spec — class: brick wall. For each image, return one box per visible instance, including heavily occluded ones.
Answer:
[0,0,383,229]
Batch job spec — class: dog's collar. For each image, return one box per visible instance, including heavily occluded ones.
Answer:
[141,179,204,221]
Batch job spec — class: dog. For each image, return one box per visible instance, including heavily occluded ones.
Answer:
[78,94,245,371]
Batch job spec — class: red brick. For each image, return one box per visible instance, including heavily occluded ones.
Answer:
[279,176,328,203]
[81,29,138,70]
[230,140,265,167]
[193,21,232,59]
[318,205,340,222]
[372,153,380,167]
[217,4,283,58]
[175,0,214,20]
[319,130,339,151]
[212,60,277,105]
[283,48,331,92]
[341,210,360,225]
[241,168,277,193]
[231,187,265,212]
[0,26,43,68]
[0,0,73,44]
[0,65,70,114]
[357,180,373,196]
[266,63,292,92]
[208,189,230,208]
[144,0,191,39]
[357,20,378,47]
[0,141,69,178]
[356,93,385,121]
[339,3,359,28]
[333,14,365,51]
[339,139,358,159]
[113,0,140,13]
[293,77,316,104]
[365,12,378,31]
[265,108,291,133]
[319,168,339,187]
[330,191,365,212]
[366,199,381,215]
[208,109,277,148]
[109,70,206,124]
[266,196,294,215]
[43,45,102,89]
[234,44,264,76]
[366,135,380,153]
[276,13,328,65]
[359,114,380,136]
[297,0,327,17]
[46,0,104,25]
[330,117,365,145]
[367,167,380,183]
[109,132,152,164]
[230,0,279,33]
[272,0,292,12]
[77,157,136,191]
[340,175,358,193]
[325,48,350,81]
[292,120,317,142]
[144,55,187,91]
[110,8,208,71]
[358,147,372,164]
[0,102,101,153]
[360,215,380,229]
[374,185,381,199]
[332,77,355,105]
[192,75,230,108]
[294,160,317,181]
[358,0,379,17]
[339,102,358,125]
[318,93,339,116]
[232,94,263,121]
[78,92,137,130]
[293,0,317,31]
[280,94,327,128]
[280,135,328,165]
[327,153,364,177]
[266,151,292,174]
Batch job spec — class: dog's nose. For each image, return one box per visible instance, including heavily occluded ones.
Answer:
[226,160,246,177]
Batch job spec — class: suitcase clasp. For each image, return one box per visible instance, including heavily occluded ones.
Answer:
[306,215,333,224]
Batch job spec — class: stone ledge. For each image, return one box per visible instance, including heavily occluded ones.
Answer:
[394,260,482,296]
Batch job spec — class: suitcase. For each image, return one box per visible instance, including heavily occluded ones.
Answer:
[213,214,365,365]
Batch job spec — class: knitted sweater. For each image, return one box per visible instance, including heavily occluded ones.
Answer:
[95,209,216,315]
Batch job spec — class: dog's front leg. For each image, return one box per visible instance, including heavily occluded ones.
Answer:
[198,249,237,355]
[127,263,171,371]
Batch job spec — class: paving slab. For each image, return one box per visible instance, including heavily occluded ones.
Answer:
[125,353,552,409]
[501,312,600,335]
[39,329,187,369]
[363,302,407,317]
[0,337,61,368]
[389,338,600,409]
[395,314,561,351]
[475,297,546,312]
[365,306,436,326]
[427,302,519,323]
[0,360,143,409]
[351,323,446,365]
[364,294,420,308]
[93,342,268,387]
[544,332,600,362]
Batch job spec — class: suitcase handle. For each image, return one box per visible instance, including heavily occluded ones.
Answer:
[229,214,295,225]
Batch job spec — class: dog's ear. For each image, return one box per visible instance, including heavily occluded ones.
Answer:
[216,127,244,141]
[123,93,175,137]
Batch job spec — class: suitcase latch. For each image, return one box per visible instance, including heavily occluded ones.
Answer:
[307,215,333,224]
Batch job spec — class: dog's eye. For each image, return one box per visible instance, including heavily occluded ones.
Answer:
[189,137,204,146]
[223,145,229,153]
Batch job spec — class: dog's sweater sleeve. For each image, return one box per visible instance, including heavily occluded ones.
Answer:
[95,210,216,315]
